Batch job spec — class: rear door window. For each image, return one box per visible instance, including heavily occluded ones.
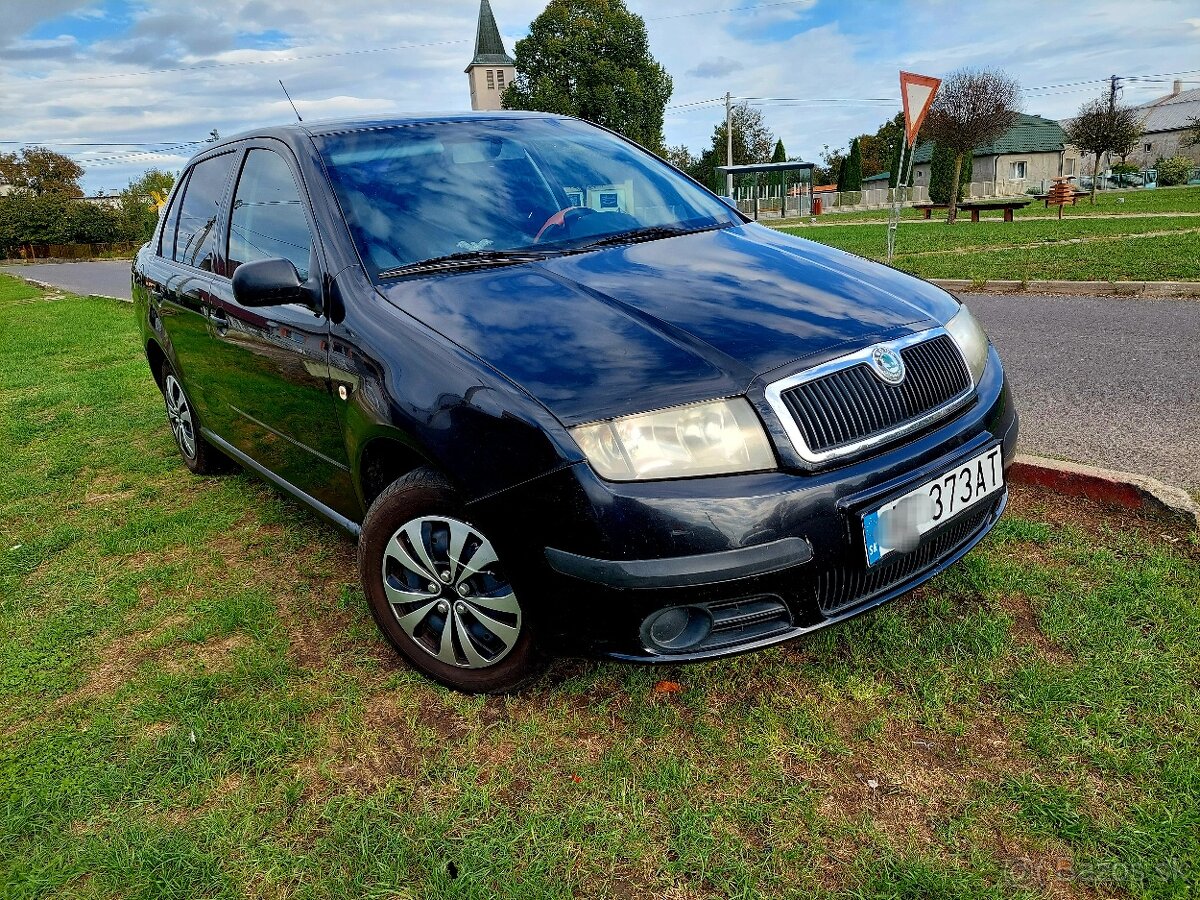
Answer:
[227,148,312,280]
[156,173,188,258]
[173,152,237,271]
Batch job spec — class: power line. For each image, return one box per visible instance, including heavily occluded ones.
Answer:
[74,141,205,167]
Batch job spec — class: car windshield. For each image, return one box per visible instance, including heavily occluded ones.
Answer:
[314,117,739,277]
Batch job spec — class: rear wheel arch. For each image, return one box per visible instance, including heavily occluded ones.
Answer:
[145,339,168,390]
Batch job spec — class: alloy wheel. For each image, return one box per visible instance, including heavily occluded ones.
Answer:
[381,516,521,669]
[163,374,197,459]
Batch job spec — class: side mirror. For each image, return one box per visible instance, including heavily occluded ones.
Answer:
[232,258,308,308]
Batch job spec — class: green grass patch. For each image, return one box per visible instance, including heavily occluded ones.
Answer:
[1,274,1198,898]
[777,208,1200,282]
[791,183,1200,225]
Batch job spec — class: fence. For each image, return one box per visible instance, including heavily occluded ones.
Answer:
[0,241,141,261]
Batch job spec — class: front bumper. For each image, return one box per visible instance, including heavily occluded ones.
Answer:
[467,347,1018,661]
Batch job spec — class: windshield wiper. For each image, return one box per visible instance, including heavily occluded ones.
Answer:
[379,249,549,279]
[568,223,720,254]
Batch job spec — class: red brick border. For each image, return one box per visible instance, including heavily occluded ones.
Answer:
[1009,454,1199,528]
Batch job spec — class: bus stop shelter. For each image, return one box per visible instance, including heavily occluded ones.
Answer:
[717,161,816,220]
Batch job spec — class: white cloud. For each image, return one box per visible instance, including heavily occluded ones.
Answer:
[2,0,1198,192]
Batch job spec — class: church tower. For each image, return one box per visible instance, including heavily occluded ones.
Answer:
[465,0,516,111]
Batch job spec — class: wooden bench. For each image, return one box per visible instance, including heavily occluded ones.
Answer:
[912,199,1031,221]
[958,199,1031,222]
[912,203,948,219]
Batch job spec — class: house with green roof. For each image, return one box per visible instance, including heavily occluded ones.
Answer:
[909,114,1082,196]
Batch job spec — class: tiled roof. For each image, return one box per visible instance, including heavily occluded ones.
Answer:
[468,0,515,67]
[1136,87,1200,134]
[862,171,890,183]
[911,114,1066,163]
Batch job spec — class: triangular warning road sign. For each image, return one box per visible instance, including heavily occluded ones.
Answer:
[900,71,941,145]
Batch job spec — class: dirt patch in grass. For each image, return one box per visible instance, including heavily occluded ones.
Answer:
[1007,482,1195,546]
[140,720,174,740]
[158,773,245,827]
[208,521,371,673]
[997,592,1072,664]
[163,632,251,674]
[799,705,1114,895]
[60,613,190,704]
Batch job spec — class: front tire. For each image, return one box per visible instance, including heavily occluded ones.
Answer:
[358,468,541,693]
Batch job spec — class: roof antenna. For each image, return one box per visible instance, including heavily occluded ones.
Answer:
[279,79,303,122]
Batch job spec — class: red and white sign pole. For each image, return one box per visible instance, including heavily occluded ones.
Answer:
[888,71,941,262]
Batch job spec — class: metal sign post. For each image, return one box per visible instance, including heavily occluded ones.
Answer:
[887,138,909,263]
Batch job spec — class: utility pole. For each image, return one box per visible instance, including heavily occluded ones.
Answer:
[725,91,733,199]
[1104,75,1120,180]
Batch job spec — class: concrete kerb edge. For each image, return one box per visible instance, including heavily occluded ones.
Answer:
[933,278,1200,298]
[1010,453,1200,529]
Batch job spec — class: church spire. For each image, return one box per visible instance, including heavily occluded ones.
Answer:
[469,0,515,67]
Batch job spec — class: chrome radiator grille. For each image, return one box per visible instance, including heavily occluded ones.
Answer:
[775,333,972,459]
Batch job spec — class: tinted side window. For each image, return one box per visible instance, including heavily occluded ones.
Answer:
[174,153,236,270]
[228,149,312,281]
[157,171,188,257]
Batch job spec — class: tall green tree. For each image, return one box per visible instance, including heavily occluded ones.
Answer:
[923,68,1020,221]
[887,140,902,188]
[929,144,972,204]
[0,146,85,197]
[839,138,863,191]
[771,139,787,163]
[117,169,176,243]
[1186,116,1200,148]
[815,144,845,186]
[501,0,673,154]
[687,102,775,192]
[1063,95,1144,203]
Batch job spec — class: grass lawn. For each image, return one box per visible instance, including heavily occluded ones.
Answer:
[2,275,1199,899]
[789,184,1200,225]
[773,184,1200,282]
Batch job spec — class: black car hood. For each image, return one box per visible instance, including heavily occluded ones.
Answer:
[378,224,960,425]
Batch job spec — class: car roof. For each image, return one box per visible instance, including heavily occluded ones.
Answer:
[207,110,567,149]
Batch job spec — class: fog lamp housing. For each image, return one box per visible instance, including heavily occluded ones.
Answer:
[641,605,713,652]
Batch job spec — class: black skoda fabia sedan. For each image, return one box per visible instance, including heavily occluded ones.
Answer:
[133,112,1017,692]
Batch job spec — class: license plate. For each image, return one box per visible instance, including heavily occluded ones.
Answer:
[862,446,1004,566]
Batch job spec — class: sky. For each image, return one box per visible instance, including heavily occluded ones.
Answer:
[3,0,1200,194]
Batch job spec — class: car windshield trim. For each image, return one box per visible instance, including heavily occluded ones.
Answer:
[567,221,732,252]
[378,248,562,279]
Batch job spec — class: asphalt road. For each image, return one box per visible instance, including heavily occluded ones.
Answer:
[963,292,1200,492]
[0,260,132,301]
[3,261,1197,491]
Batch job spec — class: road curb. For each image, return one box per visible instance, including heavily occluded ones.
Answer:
[1010,454,1200,528]
[932,278,1200,298]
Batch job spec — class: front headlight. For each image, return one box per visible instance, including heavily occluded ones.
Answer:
[570,397,776,481]
[945,304,989,384]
